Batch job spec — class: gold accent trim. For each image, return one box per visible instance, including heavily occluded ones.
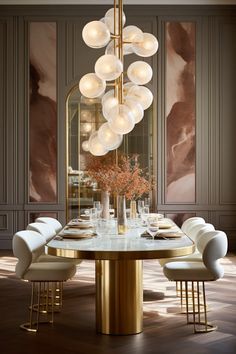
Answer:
[47,243,195,260]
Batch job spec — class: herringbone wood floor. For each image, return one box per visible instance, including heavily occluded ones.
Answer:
[0,251,235,354]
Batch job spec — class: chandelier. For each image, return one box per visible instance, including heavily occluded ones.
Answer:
[79,0,159,156]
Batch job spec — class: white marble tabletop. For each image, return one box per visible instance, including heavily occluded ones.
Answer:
[46,218,195,260]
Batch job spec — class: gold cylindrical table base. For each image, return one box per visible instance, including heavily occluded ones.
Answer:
[96,259,143,335]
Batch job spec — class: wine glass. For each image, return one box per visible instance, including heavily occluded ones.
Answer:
[147,215,159,240]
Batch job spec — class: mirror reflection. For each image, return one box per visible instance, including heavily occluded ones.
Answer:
[66,85,154,221]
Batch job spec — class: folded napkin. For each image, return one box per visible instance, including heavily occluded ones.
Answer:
[61,228,96,239]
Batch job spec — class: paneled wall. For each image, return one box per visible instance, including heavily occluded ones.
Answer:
[0,5,236,249]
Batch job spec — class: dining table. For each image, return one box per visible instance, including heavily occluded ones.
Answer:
[46,218,194,335]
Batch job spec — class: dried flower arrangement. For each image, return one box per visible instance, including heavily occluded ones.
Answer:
[86,153,154,200]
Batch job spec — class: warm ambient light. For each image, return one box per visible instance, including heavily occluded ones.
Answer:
[79,0,158,155]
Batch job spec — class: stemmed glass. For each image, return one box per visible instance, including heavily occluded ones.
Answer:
[147,215,159,240]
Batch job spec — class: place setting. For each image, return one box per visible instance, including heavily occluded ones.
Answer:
[141,215,184,240]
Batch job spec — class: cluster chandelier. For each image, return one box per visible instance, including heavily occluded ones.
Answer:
[79,0,158,156]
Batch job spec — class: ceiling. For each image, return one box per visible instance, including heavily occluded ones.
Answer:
[0,0,236,5]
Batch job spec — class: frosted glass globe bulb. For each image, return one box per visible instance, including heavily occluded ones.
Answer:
[128,85,153,110]
[127,61,153,85]
[98,122,123,150]
[123,26,143,55]
[124,97,144,124]
[102,90,119,120]
[82,140,90,152]
[132,33,159,57]
[95,54,123,81]
[104,8,126,34]
[108,104,135,135]
[79,73,106,98]
[89,131,108,156]
[82,21,110,48]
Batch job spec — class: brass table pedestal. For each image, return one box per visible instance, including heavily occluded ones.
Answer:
[96,259,143,335]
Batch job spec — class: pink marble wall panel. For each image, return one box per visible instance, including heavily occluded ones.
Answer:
[165,22,196,203]
[29,22,57,202]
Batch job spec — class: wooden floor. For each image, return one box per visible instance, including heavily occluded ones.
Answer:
[0,250,236,354]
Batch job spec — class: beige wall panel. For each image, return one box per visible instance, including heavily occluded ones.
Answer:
[219,22,236,204]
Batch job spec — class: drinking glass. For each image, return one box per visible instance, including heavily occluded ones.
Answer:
[147,216,159,240]
[140,206,149,225]
[88,207,98,225]
[93,201,103,218]
[96,219,108,237]
[137,200,145,215]
[144,197,151,207]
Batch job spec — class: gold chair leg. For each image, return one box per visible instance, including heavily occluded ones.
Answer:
[20,281,62,332]
[186,281,217,333]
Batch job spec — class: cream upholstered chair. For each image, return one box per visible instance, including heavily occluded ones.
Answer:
[27,222,56,242]
[27,222,82,265]
[163,230,228,333]
[159,223,215,267]
[181,217,205,234]
[36,217,62,233]
[188,222,214,242]
[13,230,76,332]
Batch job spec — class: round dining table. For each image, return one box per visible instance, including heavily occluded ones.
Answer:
[46,219,194,335]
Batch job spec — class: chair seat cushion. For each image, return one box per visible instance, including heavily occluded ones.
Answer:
[159,252,201,267]
[23,262,76,281]
[163,261,216,281]
[37,254,82,265]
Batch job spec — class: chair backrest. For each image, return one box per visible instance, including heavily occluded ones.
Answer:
[195,224,215,245]
[188,222,214,242]
[27,222,56,242]
[198,230,228,280]
[12,230,46,279]
[181,217,205,234]
[35,217,62,233]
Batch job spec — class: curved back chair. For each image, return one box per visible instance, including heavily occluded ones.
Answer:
[13,230,76,332]
[188,223,215,242]
[27,222,82,266]
[181,217,205,234]
[163,230,228,333]
[27,222,56,242]
[35,217,62,233]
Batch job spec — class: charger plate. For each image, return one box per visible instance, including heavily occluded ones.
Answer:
[158,223,172,229]
[157,232,183,239]
[66,223,92,229]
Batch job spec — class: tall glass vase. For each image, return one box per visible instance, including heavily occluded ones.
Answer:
[101,190,110,219]
[117,195,127,235]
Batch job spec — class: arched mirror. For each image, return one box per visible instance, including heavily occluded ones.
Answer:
[66,84,155,222]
